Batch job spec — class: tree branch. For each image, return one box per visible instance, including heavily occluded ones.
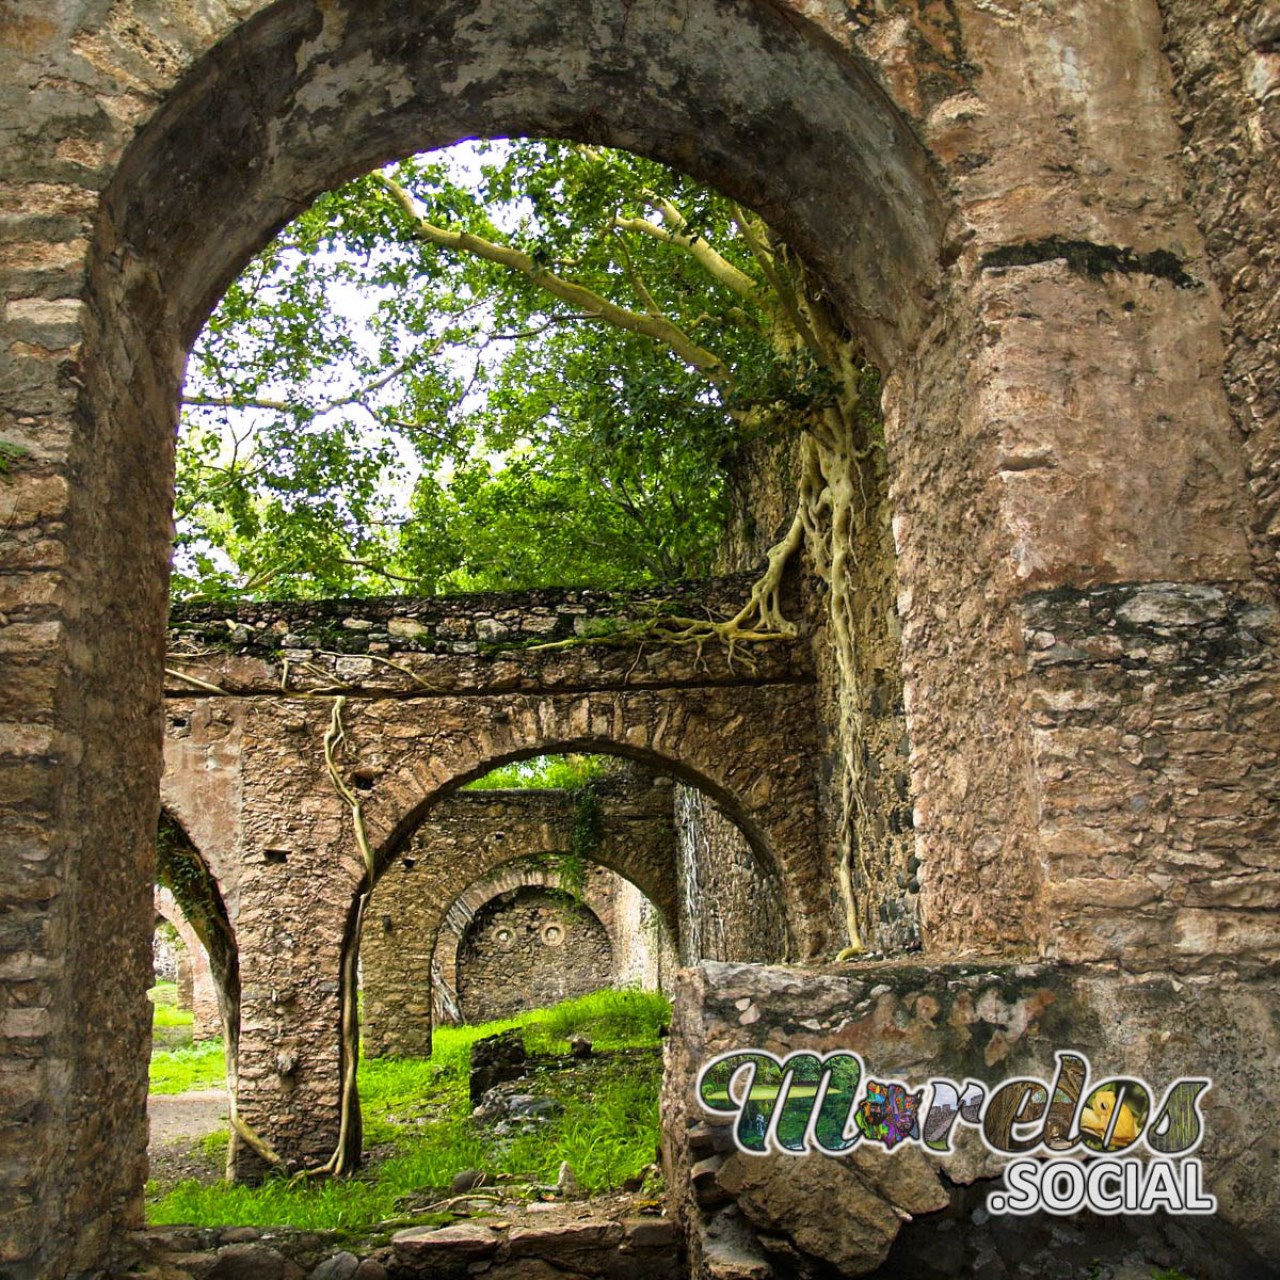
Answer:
[183,350,432,418]
[731,206,823,355]
[373,174,732,387]
[614,205,765,308]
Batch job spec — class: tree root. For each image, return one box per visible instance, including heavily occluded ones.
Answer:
[230,1114,288,1171]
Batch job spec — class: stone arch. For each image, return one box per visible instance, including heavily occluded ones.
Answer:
[360,714,814,956]
[362,770,691,1057]
[18,0,942,1255]
[152,886,220,1043]
[430,857,675,1025]
[9,0,1270,1270]
[155,809,241,1058]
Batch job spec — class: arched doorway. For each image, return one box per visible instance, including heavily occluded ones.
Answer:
[17,2,950,1261]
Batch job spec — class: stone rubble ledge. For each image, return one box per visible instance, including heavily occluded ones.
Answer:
[121,1212,683,1280]
[663,960,1280,1279]
[163,575,813,696]
[168,574,778,658]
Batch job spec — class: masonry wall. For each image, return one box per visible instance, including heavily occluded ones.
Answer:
[429,856,677,1025]
[609,874,671,991]
[1157,2,1280,592]
[673,786,787,964]
[715,430,916,958]
[456,887,614,1024]
[3,3,1280,1274]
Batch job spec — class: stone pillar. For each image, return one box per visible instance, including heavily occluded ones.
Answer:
[154,888,223,1043]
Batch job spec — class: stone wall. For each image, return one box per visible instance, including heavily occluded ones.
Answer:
[609,875,671,991]
[674,786,787,964]
[152,923,178,986]
[666,961,1280,1278]
[1157,1,1280,591]
[157,651,824,1172]
[3,2,1280,1273]
[424,854,676,1029]
[456,886,614,1024]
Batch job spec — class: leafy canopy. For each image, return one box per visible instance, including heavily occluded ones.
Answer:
[175,140,817,600]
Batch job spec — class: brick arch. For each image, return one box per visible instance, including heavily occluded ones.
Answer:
[359,700,821,957]
[362,775,686,1057]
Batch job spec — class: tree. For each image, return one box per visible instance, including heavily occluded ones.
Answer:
[175,139,857,602]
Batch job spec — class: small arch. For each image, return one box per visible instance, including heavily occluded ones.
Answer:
[367,737,806,957]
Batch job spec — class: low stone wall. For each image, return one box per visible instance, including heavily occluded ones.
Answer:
[128,1210,683,1280]
[664,961,1280,1278]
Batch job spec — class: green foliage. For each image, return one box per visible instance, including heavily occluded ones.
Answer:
[156,821,220,931]
[174,140,814,600]
[148,989,670,1229]
[461,753,614,791]
[523,987,671,1052]
[462,756,617,902]
[0,439,28,477]
[150,1039,227,1094]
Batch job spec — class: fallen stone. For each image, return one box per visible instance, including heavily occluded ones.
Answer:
[206,1244,288,1280]
[310,1251,360,1280]
[698,1207,773,1280]
[555,1161,585,1200]
[469,1029,528,1108]
[392,1222,501,1264]
[506,1218,624,1257]
[716,1151,904,1275]
[623,1217,680,1248]
[451,1168,489,1193]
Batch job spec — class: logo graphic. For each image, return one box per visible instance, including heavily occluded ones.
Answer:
[696,1049,1215,1216]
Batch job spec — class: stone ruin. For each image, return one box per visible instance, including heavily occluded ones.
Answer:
[2,1,1279,1277]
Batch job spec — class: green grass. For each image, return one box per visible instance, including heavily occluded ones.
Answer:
[150,1039,227,1094]
[150,981,195,1030]
[148,988,670,1230]
[153,1002,196,1029]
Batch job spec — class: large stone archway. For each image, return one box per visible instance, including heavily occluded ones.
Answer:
[158,581,822,1170]
[2,1,1278,1274]
[424,856,676,1029]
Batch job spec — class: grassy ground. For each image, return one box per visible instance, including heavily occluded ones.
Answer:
[150,1039,227,1094]
[150,982,195,1028]
[150,980,198,1052]
[147,987,669,1230]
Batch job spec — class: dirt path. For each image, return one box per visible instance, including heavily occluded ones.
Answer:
[149,1088,227,1144]
[148,1089,228,1189]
